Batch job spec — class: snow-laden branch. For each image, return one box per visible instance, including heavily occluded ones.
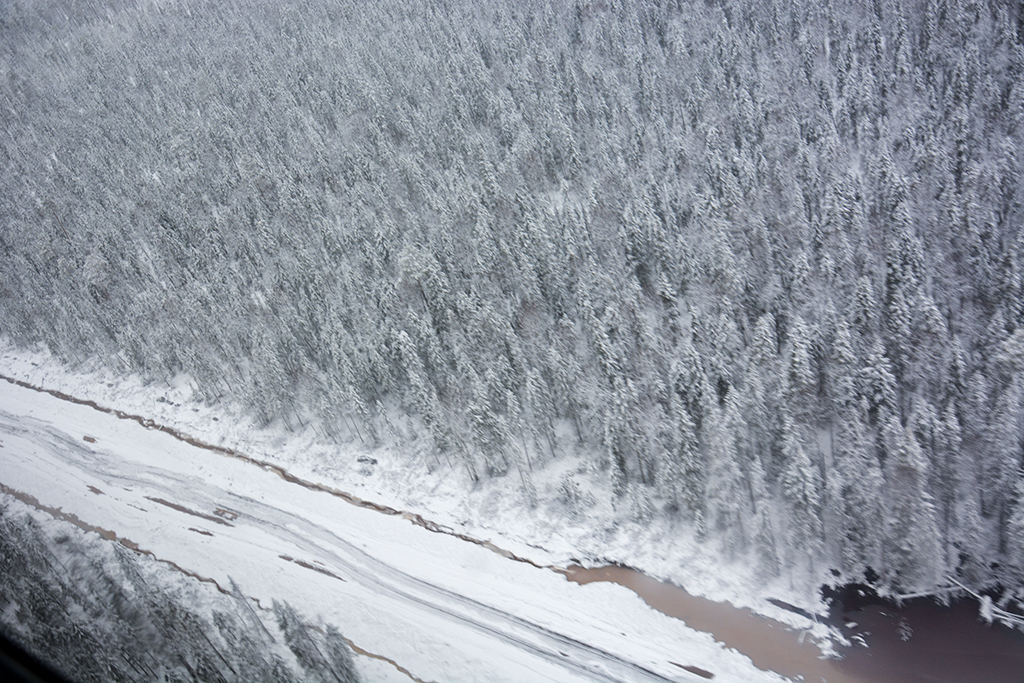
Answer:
[946,577,1024,630]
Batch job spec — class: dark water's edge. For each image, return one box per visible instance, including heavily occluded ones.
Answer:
[826,582,1024,683]
[567,565,1024,683]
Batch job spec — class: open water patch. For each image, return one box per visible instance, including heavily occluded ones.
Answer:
[568,564,1024,683]
[824,581,1024,683]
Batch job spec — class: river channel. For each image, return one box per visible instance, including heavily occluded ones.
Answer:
[567,565,1024,682]
[4,373,1020,682]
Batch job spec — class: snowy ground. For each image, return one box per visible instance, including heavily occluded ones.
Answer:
[0,340,829,682]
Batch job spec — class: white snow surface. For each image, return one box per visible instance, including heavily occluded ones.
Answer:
[0,340,828,682]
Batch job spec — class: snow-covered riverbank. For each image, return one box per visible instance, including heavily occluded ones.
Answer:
[0,342,806,682]
[0,340,831,620]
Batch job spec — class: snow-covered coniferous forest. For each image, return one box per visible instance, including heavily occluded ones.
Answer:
[2,0,1023,609]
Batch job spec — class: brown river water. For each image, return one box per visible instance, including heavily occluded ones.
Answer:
[566,565,1024,683]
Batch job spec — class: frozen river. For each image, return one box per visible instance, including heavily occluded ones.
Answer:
[2,372,1021,682]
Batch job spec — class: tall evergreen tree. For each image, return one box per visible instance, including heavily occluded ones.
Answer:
[780,418,824,572]
[883,422,944,593]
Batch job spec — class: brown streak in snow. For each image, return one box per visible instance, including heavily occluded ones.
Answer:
[144,496,234,526]
[670,662,714,679]
[344,636,437,683]
[277,554,346,582]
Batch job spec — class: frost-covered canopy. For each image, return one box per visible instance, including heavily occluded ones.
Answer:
[2,0,1023,596]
